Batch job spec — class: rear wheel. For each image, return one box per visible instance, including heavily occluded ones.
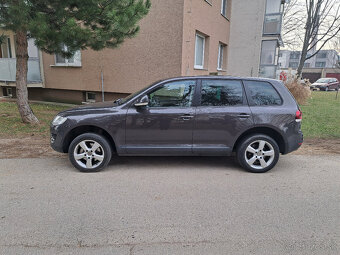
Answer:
[69,133,112,172]
[236,134,280,173]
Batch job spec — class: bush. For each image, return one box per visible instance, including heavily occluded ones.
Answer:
[284,79,311,105]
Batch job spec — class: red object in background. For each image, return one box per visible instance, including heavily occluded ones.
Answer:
[280,71,287,82]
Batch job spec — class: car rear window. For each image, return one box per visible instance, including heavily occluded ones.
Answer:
[244,80,282,106]
[201,79,243,106]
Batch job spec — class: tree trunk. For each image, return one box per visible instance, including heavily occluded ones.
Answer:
[15,29,39,124]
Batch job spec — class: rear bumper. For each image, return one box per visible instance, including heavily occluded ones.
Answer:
[284,130,303,154]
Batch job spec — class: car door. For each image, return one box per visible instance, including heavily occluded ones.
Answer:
[193,79,253,156]
[124,79,197,155]
[329,78,338,90]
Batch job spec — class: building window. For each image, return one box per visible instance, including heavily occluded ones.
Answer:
[221,0,227,17]
[289,62,298,68]
[2,87,13,98]
[195,34,205,69]
[290,52,300,59]
[0,37,13,58]
[217,43,225,70]
[260,40,277,65]
[316,52,327,58]
[86,92,96,103]
[265,0,282,14]
[55,45,81,66]
[315,62,326,68]
[304,63,310,68]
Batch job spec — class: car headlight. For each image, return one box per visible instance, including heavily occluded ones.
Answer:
[52,115,67,126]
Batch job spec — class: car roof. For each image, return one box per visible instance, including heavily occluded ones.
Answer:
[161,76,279,83]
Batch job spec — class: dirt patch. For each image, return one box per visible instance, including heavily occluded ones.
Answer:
[0,136,64,159]
[1,136,340,159]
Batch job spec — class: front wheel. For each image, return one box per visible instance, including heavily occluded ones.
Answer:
[236,134,280,173]
[69,133,112,172]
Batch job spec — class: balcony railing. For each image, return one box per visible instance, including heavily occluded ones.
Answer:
[263,14,282,35]
[0,58,41,83]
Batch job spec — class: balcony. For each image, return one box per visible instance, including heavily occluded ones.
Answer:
[259,65,277,79]
[0,58,42,83]
[263,14,282,35]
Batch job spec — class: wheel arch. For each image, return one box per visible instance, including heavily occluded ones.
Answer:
[62,125,116,153]
[233,126,286,154]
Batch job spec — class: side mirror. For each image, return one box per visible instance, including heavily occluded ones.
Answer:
[134,95,149,107]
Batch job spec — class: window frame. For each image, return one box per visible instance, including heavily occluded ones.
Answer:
[242,80,283,107]
[217,43,225,71]
[143,79,198,108]
[85,92,96,103]
[194,34,205,69]
[221,0,227,17]
[55,45,82,67]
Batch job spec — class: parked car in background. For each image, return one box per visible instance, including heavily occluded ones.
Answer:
[51,76,303,173]
[310,78,340,91]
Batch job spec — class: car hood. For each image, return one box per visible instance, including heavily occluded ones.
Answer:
[58,101,118,117]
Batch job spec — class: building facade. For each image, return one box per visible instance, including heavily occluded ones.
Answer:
[227,0,286,79]
[279,49,340,69]
[0,0,231,103]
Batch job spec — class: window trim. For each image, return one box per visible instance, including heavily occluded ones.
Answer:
[243,80,283,107]
[194,34,205,69]
[221,0,227,17]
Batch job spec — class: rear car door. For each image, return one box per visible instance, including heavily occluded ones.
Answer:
[193,79,253,155]
[124,79,197,155]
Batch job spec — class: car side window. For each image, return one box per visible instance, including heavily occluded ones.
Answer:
[244,80,282,106]
[147,80,195,108]
[201,80,243,106]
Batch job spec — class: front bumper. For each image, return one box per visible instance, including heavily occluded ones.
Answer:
[50,125,66,153]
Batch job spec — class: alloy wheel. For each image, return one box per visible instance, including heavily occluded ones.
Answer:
[73,140,105,169]
[244,140,275,170]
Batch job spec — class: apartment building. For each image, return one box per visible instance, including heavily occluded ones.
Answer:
[0,0,231,103]
[279,49,340,69]
[227,0,286,79]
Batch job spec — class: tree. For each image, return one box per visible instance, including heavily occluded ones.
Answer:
[0,0,151,124]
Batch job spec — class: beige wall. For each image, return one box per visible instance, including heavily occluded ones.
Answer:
[42,0,185,95]
[227,0,266,77]
[181,0,231,76]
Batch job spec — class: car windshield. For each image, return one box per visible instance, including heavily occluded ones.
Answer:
[119,80,163,104]
[315,78,331,83]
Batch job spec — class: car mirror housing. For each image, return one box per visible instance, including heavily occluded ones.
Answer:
[134,95,149,107]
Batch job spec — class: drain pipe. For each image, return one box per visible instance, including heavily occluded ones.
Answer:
[101,70,105,102]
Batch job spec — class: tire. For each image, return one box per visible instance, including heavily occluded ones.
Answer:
[68,133,112,172]
[236,134,280,173]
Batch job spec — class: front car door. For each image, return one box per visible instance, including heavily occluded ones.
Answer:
[193,78,253,155]
[124,79,197,155]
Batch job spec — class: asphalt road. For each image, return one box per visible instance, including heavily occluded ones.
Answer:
[0,155,339,255]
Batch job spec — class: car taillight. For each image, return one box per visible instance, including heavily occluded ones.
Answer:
[296,110,302,122]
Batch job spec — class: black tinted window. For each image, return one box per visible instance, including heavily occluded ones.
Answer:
[244,81,282,106]
[201,80,243,106]
[148,80,195,107]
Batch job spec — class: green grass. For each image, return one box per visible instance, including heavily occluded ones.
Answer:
[0,101,70,138]
[300,91,340,139]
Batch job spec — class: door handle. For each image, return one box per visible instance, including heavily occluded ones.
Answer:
[180,115,194,121]
[237,113,250,118]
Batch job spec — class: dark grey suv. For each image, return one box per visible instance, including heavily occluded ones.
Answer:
[51,76,303,173]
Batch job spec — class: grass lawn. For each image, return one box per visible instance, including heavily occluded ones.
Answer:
[0,101,70,138]
[300,91,340,139]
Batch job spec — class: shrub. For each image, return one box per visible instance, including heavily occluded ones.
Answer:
[284,79,311,105]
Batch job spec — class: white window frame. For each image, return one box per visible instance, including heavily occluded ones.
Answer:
[194,34,205,69]
[55,45,82,67]
[221,0,227,17]
[217,43,224,70]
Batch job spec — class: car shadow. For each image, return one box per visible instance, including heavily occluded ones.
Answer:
[106,155,244,172]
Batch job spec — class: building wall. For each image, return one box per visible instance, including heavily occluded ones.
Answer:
[181,0,231,76]
[227,0,266,77]
[41,0,185,95]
